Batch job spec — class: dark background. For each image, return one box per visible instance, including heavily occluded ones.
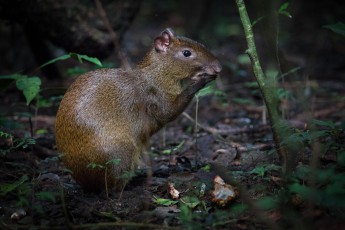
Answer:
[0,0,344,82]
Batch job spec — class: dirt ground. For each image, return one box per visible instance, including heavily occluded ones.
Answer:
[1,76,344,229]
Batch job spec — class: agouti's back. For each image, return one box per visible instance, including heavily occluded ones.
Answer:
[55,28,221,192]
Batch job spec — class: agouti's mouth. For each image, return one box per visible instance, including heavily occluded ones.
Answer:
[191,73,218,82]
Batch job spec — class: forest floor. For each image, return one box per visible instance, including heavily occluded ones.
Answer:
[0,78,344,230]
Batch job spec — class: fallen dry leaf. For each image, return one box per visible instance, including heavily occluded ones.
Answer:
[211,175,238,207]
[168,182,180,199]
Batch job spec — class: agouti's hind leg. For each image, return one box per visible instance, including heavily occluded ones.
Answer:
[104,142,141,193]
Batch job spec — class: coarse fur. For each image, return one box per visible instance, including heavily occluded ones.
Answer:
[55,28,222,192]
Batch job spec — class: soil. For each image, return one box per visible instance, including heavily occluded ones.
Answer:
[0,78,344,229]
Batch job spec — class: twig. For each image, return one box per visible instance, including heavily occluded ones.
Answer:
[182,112,270,136]
[28,104,34,137]
[235,0,300,174]
[182,112,218,135]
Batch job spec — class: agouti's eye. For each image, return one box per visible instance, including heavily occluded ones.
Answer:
[183,50,192,57]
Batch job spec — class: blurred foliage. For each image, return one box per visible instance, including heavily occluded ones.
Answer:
[323,22,345,36]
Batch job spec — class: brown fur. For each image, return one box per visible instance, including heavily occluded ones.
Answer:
[55,28,222,192]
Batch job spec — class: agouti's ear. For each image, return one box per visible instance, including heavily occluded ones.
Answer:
[154,28,175,53]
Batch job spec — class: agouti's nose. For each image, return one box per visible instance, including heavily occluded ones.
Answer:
[206,60,222,75]
[204,60,222,76]
[212,60,222,74]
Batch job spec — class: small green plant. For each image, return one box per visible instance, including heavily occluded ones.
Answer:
[0,53,102,107]
[180,196,201,209]
[153,181,213,229]
[0,130,35,155]
[289,167,345,209]
[0,52,102,136]
[249,163,281,179]
[252,2,292,26]
[87,158,122,198]
[162,140,185,155]
[152,196,178,206]
[194,82,225,135]
[0,174,58,215]
[286,119,345,209]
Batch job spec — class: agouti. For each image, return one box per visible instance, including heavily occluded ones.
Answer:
[55,28,222,192]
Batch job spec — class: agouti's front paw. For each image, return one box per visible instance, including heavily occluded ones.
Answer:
[185,74,217,96]
[191,73,217,88]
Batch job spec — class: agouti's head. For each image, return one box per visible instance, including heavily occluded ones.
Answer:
[139,28,222,82]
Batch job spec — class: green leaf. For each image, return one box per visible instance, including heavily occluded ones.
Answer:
[35,129,48,135]
[252,16,265,27]
[243,81,259,88]
[311,119,335,129]
[249,164,280,177]
[17,196,30,207]
[87,162,105,169]
[266,149,276,156]
[0,74,41,105]
[288,183,316,199]
[277,88,292,99]
[294,164,310,181]
[39,53,103,70]
[77,54,103,67]
[237,54,251,65]
[280,66,301,78]
[315,167,335,183]
[281,131,306,147]
[289,180,345,209]
[310,130,330,140]
[162,140,185,154]
[256,196,279,210]
[120,170,136,180]
[0,130,12,139]
[323,22,345,36]
[37,98,53,108]
[0,74,22,80]
[325,181,345,195]
[16,137,36,149]
[232,97,254,105]
[36,191,56,203]
[179,204,192,223]
[0,175,29,196]
[196,84,216,98]
[70,53,103,67]
[249,166,266,177]
[278,2,292,18]
[63,168,73,174]
[180,196,201,209]
[16,76,41,105]
[264,164,281,171]
[106,158,121,165]
[278,2,289,12]
[174,140,185,151]
[152,197,178,206]
[38,54,71,69]
[196,82,225,99]
[201,164,211,172]
[97,211,119,221]
[229,203,248,214]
